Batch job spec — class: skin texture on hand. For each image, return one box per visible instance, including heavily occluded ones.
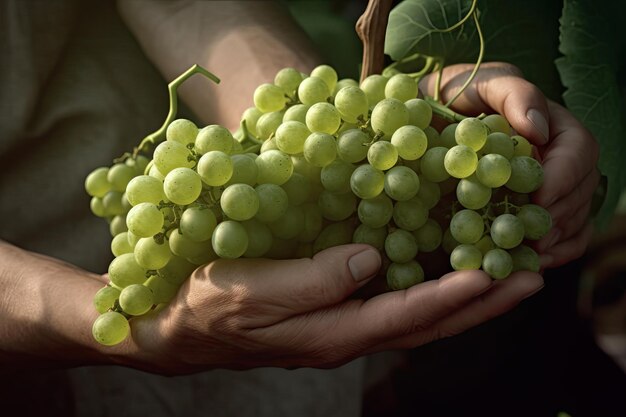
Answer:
[420,62,600,268]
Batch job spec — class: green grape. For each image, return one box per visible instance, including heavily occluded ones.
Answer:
[275,121,310,155]
[111,232,133,256]
[510,245,540,272]
[298,202,323,243]
[310,64,338,92]
[221,183,260,221]
[241,107,263,137]
[85,167,111,198]
[439,123,458,148]
[517,204,552,240]
[166,119,198,145]
[387,261,424,290]
[333,78,359,95]
[321,160,355,194]
[390,125,427,160]
[107,163,136,193]
[298,76,330,105]
[353,224,388,250]
[125,175,164,206]
[254,183,289,223]
[274,67,302,96]
[482,248,513,279]
[90,197,106,217]
[109,215,128,237]
[384,73,417,102]
[125,155,150,176]
[212,220,248,259]
[334,86,368,123]
[144,275,179,304]
[405,98,432,130]
[313,220,355,254]
[93,286,121,314]
[108,253,147,288]
[444,145,478,178]
[291,154,323,185]
[367,141,397,172]
[282,104,310,124]
[318,190,357,221]
[254,83,286,113]
[456,175,492,209]
[393,197,429,231]
[255,149,293,185]
[424,126,442,149]
[450,209,484,244]
[350,164,385,199]
[119,284,154,316]
[134,237,172,270]
[281,172,310,206]
[195,125,234,155]
[226,154,258,186]
[455,117,488,151]
[168,228,215,263]
[450,244,483,270]
[153,140,194,175]
[303,132,337,168]
[337,129,370,163]
[358,193,394,228]
[490,213,525,249]
[92,311,130,346]
[360,74,388,107]
[306,102,341,134]
[256,111,284,140]
[512,135,532,157]
[337,121,358,135]
[442,228,461,254]
[148,163,165,181]
[163,167,202,206]
[412,219,442,253]
[370,98,409,139]
[241,218,273,258]
[269,205,304,240]
[158,255,197,286]
[481,132,514,159]
[385,229,418,263]
[197,150,233,186]
[476,154,512,188]
[505,156,544,193]
[416,177,441,209]
[126,202,164,238]
[384,166,420,201]
[260,137,279,153]
[127,230,140,249]
[121,193,132,213]
[474,235,496,255]
[420,147,450,182]
[483,114,511,134]
[102,191,125,216]
[402,157,420,174]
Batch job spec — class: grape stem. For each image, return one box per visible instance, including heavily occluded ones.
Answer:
[133,65,220,157]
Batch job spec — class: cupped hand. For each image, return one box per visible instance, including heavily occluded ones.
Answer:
[420,62,600,268]
[125,244,543,374]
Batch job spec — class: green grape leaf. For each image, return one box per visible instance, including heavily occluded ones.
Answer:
[555,0,626,227]
[385,0,475,63]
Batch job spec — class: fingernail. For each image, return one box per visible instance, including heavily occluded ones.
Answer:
[526,108,549,144]
[348,249,381,282]
[523,284,545,300]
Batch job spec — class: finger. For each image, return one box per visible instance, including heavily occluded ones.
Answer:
[368,271,544,352]
[544,222,594,268]
[540,167,601,228]
[533,101,600,208]
[191,244,381,323]
[420,62,550,145]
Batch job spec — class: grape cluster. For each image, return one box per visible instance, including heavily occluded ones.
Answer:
[85,64,551,346]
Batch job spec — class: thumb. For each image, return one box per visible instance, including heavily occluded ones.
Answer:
[420,62,550,145]
[196,243,382,316]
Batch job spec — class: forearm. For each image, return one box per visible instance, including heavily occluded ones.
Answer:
[0,241,131,368]
[117,0,322,130]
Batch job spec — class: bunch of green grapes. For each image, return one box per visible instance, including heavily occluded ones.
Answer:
[84,64,551,346]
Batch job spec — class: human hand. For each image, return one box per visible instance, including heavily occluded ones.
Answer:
[420,62,600,268]
[124,244,542,374]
